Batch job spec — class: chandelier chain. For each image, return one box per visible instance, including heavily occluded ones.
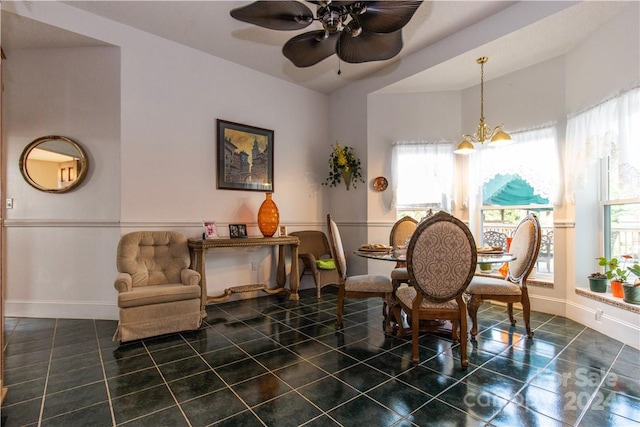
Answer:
[480,59,484,122]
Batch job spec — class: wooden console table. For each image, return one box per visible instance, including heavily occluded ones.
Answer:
[188,236,300,317]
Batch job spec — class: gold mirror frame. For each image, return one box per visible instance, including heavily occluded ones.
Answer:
[19,135,89,193]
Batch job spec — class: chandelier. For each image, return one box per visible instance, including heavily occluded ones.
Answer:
[454,56,511,155]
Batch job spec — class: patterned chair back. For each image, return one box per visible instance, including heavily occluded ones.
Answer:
[327,215,348,282]
[483,230,508,251]
[407,211,477,303]
[508,213,542,284]
[389,216,418,247]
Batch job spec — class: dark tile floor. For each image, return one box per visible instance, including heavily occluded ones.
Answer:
[2,288,639,427]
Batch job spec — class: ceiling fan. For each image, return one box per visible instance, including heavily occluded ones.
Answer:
[230,1,423,68]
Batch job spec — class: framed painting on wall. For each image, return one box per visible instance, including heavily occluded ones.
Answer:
[217,119,274,192]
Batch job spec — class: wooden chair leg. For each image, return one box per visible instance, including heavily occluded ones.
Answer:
[508,303,516,326]
[314,272,321,299]
[412,308,420,365]
[451,320,460,342]
[521,290,533,338]
[393,303,405,337]
[336,286,346,328]
[383,293,394,333]
[467,295,481,338]
[459,310,468,368]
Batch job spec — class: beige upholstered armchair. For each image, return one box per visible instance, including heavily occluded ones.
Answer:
[114,231,202,342]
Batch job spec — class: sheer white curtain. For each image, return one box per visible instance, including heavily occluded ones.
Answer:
[565,87,640,203]
[390,141,454,210]
[469,126,560,205]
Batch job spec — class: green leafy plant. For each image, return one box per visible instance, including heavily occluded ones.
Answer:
[598,255,633,282]
[628,263,640,287]
[322,143,364,189]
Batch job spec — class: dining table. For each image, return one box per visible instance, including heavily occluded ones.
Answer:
[355,247,517,338]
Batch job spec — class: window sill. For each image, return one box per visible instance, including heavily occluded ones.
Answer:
[474,272,554,288]
[575,288,640,314]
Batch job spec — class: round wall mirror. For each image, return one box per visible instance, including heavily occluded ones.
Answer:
[19,135,89,193]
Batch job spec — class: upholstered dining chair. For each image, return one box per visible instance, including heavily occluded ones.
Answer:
[389,216,419,330]
[326,214,393,329]
[466,213,542,339]
[483,230,508,251]
[289,230,340,298]
[395,211,477,367]
[114,231,202,342]
[389,216,418,268]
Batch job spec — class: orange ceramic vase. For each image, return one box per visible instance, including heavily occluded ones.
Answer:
[258,193,279,237]
[610,280,625,298]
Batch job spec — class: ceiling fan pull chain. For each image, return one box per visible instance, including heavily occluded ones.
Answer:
[337,36,342,75]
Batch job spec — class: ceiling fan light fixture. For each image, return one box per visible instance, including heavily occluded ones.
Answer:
[315,31,330,41]
[318,5,345,33]
[352,3,367,15]
[346,22,362,37]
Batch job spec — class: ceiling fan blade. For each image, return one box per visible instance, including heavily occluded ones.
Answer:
[230,1,314,31]
[282,31,340,67]
[337,30,403,63]
[356,1,422,33]
[306,1,358,5]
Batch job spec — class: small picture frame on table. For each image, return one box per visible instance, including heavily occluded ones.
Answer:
[279,225,288,236]
[229,224,248,238]
[203,221,218,239]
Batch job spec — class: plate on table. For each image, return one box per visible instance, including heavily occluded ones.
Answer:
[477,246,505,255]
[359,244,392,253]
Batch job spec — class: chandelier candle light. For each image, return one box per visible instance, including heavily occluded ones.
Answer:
[454,56,512,155]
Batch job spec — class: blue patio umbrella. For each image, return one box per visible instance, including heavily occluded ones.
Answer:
[483,174,549,206]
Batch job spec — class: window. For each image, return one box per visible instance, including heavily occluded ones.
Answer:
[472,126,559,277]
[391,141,454,221]
[566,87,640,267]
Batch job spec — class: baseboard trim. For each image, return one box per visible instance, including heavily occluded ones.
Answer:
[5,300,118,320]
[564,298,639,349]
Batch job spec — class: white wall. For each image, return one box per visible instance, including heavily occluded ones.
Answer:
[565,1,640,347]
[365,91,461,277]
[3,2,331,319]
[4,46,122,319]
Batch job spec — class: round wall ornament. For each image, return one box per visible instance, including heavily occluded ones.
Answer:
[373,176,388,192]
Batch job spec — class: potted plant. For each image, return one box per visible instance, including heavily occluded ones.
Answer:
[598,255,632,298]
[623,263,640,304]
[587,272,608,293]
